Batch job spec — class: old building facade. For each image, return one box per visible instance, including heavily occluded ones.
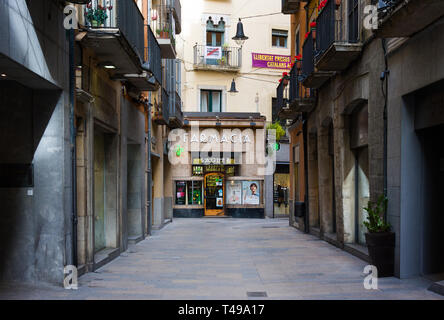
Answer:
[0,0,183,285]
[280,0,444,288]
[176,0,291,218]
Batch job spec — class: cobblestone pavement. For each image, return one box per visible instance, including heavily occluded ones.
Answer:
[0,218,442,300]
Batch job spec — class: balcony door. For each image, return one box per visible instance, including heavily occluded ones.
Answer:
[206,18,225,65]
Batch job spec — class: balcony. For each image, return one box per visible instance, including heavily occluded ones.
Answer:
[168,91,184,129]
[315,0,362,72]
[77,0,144,74]
[193,45,242,72]
[278,65,316,120]
[282,0,305,14]
[376,0,444,38]
[276,80,286,116]
[168,0,182,35]
[125,26,162,91]
[154,88,170,125]
[288,65,316,114]
[151,5,176,59]
[301,32,333,89]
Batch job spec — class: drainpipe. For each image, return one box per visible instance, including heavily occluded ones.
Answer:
[381,38,389,222]
[147,98,153,236]
[146,0,153,237]
[302,113,310,234]
[69,28,78,267]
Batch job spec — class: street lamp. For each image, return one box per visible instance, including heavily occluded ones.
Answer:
[228,78,238,95]
[232,19,248,47]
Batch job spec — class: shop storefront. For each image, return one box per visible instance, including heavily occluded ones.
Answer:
[170,113,268,218]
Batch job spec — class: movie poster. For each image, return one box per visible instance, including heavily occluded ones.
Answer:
[242,181,260,205]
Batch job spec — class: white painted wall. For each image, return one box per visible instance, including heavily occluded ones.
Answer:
[176,0,291,121]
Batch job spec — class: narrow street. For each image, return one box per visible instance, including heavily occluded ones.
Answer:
[0,218,441,300]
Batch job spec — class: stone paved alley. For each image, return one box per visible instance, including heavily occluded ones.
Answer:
[0,218,442,300]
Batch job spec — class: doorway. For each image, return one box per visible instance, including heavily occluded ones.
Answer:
[93,126,118,255]
[419,124,444,280]
[204,173,225,216]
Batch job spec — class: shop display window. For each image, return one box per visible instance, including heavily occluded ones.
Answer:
[188,181,203,205]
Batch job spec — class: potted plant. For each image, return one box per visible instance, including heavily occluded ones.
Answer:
[219,56,227,66]
[310,21,317,41]
[85,2,111,27]
[160,26,170,39]
[363,195,395,277]
[295,54,302,70]
[282,72,290,86]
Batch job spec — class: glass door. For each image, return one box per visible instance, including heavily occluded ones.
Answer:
[204,173,225,216]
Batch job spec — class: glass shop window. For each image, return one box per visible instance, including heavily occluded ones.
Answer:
[176,181,187,205]
[187,181,203,205]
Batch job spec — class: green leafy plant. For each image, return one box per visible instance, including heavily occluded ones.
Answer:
[85,2,110,26]
[266,121,286,142]
[363,195,391,233]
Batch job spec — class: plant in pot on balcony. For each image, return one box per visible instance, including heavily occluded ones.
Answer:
[310,21,317,41]
[282,72,290,86]
[85,2,110,27]
[219,56,227,66]
[160,26,170,39]
[363,195,395,277]
[295,54,302,70]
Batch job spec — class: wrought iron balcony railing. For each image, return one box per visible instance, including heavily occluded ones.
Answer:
[79,0,145,63]
[289,64,300,102]
[151,5,176,47]
[160,88,170,125]
[193,45,242,70]
[301,32,314,81]
[169,91,184,128]
[376,0,444,38]
[144,26,162,85]
[167,0,182,34]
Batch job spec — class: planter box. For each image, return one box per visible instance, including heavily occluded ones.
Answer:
[365,232,395,277]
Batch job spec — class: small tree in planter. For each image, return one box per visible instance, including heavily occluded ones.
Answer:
[363,195,395,277]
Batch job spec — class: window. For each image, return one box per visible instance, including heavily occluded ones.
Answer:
[175,181,203,205]
[187,181,203,205]
[175,181,187,205]
[272,29,288,48]
[206,18,225,46]
[201,90,222,112]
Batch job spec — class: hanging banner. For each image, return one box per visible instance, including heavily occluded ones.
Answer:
[252,53,291,70]
[205,46,222,60]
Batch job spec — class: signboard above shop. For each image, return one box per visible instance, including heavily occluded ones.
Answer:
[252,53,291,70]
